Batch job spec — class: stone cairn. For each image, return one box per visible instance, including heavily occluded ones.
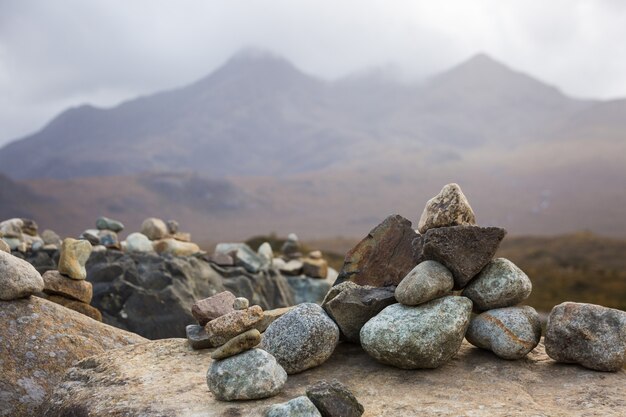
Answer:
[193,183,625,415]
[0,217,61,252]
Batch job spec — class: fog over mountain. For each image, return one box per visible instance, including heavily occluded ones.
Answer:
[1,51,625,241]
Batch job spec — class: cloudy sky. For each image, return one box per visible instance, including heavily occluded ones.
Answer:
[1,0,625,146]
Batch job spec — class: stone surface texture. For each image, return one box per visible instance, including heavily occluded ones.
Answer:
[322,281,396,343]
[39,338,626,416]
[306,379,364,417]
[207,348,287,401]
[0,250,44,300]
[266,396,322,417]
[466,306,542,360]
[394,260,454,306]
[192,291,236,326]
[335,215,423,287]
[462,258,532,310]
[57,238,92,280]
[360,296,472,369]
[422,225,506,289]
[211,328,261,360]
[262,303,340,374]
[418,183,476,233]
[0,296,146,417]
[140,217,168,240]
[42,270,92,303]
[545,302,626,372]
[204,305,264,347]
[47,295,103,321]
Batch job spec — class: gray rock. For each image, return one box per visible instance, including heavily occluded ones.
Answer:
[279,259,303,275]
[266,396,322,417]
[322,281,396,343]
[262,303,340,374]
[96,216,124,232]
[211,329,261,360]
[360,296,472,369]
[545,302,626,371]
[423,225,506,289]
[0,218,23,238]
[418,183,476,233]
[166,219,179,234]
[286,275,331,305]
[233,296,249,310]
[2,237,22,251]
[214,243,263,273]
[140,217,168,240]
[80,228,101,245]
[97,230,119,248]
[306,379,364,417]
[207,348,287,401]
[125,232,154,253]
[41,229,62,246]
[281,234,301,259]
[257,242,274,269]
[395,260,454,306]
[186,324,213,350]
[466,306,541,359]
[20,218,39,236]
[462,258,532,310]
[0,250,44,300]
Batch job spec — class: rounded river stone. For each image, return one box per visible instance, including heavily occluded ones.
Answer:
[462,258,531,310]
[395,260,453,306]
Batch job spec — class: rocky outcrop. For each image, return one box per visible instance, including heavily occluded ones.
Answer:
[41,338,626,417]
[0,296,146,417]
[85,250,294,339]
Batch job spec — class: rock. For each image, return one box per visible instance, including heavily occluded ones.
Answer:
[166,219,179,234]
[20,218,39,236]
[97,229,119,248]
[0,250,44,300]
[258,242,274,268]
[207,348,287,401]
[40,229,62,246]
[233,296,249,310]
[280,259,303,275]
[211,329,261,360]
[92,244,107,252]
[95,216,124,232]
[153,238,201,256]
[466,306,542,360]
[422,225,506,289]
[42,270,92,303]
[192,291,236,326]
[266,396,322,417]
[204,305,264,347]
[0,238,9,253]
[208,252,234,266]
[172,231,191,242]
[38,338,626,417]
[0,218,23,238]
[281,233,301,259]
[286,275,331,304]
[394,260,454,306]
[303,257,329,278]
[27,236,44,251]
[306,379,364,417]
[125,232,154,252]
[57,238,92,280]
[215,243,263,273]
[0,296,146,417]
[85,250,294,339]
[141,217,168,240]
[262,303,340,374]
[256,306,295,333]
[360,296,472,369]
[417,183,476,233]
[545,302,626,371]
[322,281,396,343]
[309,250,323,259]
[47,295,103,321]
[462,258,532,310]
[335,215,423,287]
[79,228,101,245]
[186,323,212,349]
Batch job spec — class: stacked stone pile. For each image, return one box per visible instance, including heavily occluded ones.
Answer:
[39,237,102,321]
[0,217,60,252]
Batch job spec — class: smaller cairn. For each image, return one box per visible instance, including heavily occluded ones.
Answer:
[0,217,50,252]
[280,233,302,260]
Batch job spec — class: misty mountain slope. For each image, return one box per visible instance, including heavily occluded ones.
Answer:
[0,51,606,180]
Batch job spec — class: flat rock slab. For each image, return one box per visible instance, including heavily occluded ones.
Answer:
[43,338,626,417]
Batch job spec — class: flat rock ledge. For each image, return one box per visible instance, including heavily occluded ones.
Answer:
[42,338,626,417]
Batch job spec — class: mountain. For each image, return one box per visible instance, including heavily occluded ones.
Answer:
[1,50,625,240]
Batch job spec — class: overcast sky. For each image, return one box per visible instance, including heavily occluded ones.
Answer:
[1,0,625,146]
